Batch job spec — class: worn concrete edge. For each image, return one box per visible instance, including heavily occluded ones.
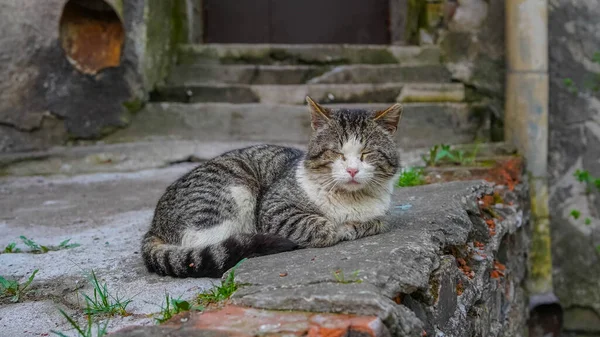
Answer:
[0,141,511,177]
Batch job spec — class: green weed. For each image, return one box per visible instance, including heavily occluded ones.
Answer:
[422,143,479,167]
[197,259,245,306]
[18,236,80,254]
[3,242,21,253]
[81,270,131,316]
[570,209,581,220]
[398,167,426,187]
[585,218,592,225]
[332,269,362,284]
[563,78,578,93]
[0,269,38,302]
[574,169,600,193]
[155,294,202,324]
[50,309,109,337]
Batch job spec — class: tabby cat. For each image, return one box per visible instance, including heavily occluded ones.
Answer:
[142,96,403,278]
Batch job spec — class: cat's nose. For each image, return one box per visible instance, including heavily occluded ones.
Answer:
[346,168,359,178]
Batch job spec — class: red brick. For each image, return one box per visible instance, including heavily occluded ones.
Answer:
[160,305,388,337]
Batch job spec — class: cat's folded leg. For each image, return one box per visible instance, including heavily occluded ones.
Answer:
[341,218,390,241]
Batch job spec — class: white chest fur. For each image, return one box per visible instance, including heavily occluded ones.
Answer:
[297,165,393,224]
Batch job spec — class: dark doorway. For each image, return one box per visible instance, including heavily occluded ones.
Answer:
[203,0,390,44]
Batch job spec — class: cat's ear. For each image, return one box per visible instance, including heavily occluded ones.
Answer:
[306,96,331,130]
[374,103,403,134]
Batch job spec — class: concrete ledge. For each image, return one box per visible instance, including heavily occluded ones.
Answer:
[165,64,452,85]
[152,83,465,105]
[105,102,485,148]
[177,44,441,66]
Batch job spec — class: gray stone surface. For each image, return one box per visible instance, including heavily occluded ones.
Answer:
[166,64,328,85]
[152,83,465,105]
[0,140,512,178]
[104,103,487,149]
[437,0,505,120]
[177,44,442,66]
[165,64,452,85]
[548,0,600,332]
[0,165,217,336]
[230,180,529,337]
[308,64,452,84]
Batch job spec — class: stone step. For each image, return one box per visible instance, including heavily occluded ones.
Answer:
[165,64,452,85]
[151,83,465,104]
[104,102,487,149]
[177,43,441,66]
[0,140,509,177]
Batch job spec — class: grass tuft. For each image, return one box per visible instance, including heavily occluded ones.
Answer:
[15,236,80,254]
[0,269,38,302]
[398,167,426,187]
[422,143,480,167]
[81,270,131,316]
[197,259,245,306]
[155,294,202,324]
[50,309,109,337]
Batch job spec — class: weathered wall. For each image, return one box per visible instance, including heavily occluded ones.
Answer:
[0,0,186,153]
[548,0,600,333]
[416,0,505,139]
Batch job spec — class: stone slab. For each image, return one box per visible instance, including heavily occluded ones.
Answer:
[166,64,327,85]
[104,102,487,149]
[177,44,441,66]
[165,64,452,85]
[308,64,452,84]
[0,140,510,178]
[153,83,465,105]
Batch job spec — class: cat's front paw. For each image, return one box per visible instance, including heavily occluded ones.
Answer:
[338,222,360,241]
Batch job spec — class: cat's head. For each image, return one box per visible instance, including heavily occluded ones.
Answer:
[303,96,402,193]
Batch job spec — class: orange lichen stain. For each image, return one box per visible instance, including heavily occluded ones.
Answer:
[393,293,404,304]
[494,261,506,271]
[480,195,495,208]
[483,158,523,191]
[456,282,465,294]
[490,270,501,279]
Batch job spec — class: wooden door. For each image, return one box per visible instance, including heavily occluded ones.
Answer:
[203,0,390,44]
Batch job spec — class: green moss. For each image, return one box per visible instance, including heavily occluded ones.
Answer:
[493,192,505,205]
[406,0,427,44]
[143,0,187,89]
[429,276,440,302]
[122,98,144,114]
[529,217,553,293]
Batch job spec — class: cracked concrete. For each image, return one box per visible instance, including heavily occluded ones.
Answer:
[0,164,218,336]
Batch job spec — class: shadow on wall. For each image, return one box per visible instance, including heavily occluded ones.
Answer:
[59,0,124,75]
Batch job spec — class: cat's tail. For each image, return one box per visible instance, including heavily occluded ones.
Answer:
[141,232,299,278]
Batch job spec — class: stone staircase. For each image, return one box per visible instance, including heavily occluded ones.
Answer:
[1,44,494,176]
[109,43,489,152]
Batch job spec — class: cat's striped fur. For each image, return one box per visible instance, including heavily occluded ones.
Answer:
[142,97,403,277]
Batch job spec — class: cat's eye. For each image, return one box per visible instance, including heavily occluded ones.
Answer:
[360,152,372,161]
[325,150,345,161]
